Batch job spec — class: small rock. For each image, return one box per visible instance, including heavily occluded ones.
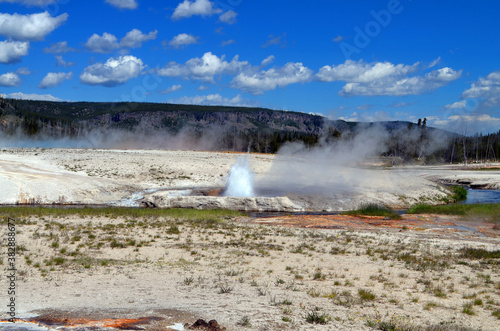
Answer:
[188,319,226,330]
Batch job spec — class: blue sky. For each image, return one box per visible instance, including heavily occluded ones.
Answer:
[0,0,499,133]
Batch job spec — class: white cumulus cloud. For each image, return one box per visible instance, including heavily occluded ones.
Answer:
[120,29,157,48]
[85,32,119,53]
[172,0,221,20]
[261,55,275,67]
[105,0,138,9]
[339,111,392,123]
[157,52,249,83]
[461,70,500,108]
[38,72,73,89]
[0,72,22,87]
[3,92,63,101]
[16,67,31,75]
[86,29,157,53]
[316,59,462,97]
[317,60,419,83]
[80,55,144,87]
[444,100,466,110]
[219,10,237,24]
[431,114,500,134]
[159,84,183,94]
[168,93,253,107]
[55,55,75,67]
[0,0,57,6]
[231,62,313,95]
[0,11,68,41]
[221,39,235,47]
[168,33,199,49]
[44,41,75,54]
[262,34,286,48]
[0,41,29,64]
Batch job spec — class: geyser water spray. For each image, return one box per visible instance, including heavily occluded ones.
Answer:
[224,156,255,197]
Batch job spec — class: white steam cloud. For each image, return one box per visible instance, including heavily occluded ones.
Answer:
[255,125,390,197]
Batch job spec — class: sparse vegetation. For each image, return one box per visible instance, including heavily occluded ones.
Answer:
[459,247,500,259]
[358,289,376,302]
[236,316,251,327]
[304,307,331,325]
[462,302,475,315]
[2,204,499,330]
[342,203,402,220]
[218,283,233,294]
[407,203,500,223]
[0,206,244,221]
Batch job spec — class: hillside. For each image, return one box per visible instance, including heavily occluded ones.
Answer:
[0,98,449,137]
[0,98,348,151]
[3,97,493,164]
[0,98,332,132]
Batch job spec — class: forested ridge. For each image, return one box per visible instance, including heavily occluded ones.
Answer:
[0,97,498,163]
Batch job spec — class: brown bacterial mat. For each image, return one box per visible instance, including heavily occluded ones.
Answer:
[251,214,500,241]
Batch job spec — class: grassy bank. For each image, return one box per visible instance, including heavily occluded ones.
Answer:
[0,206,244,222]
[407,203,500,223]
[341,204,402,220]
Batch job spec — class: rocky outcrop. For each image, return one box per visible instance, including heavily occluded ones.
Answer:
[141,193,304,212]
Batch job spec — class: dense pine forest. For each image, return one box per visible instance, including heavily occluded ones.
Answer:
[0,97,498,164]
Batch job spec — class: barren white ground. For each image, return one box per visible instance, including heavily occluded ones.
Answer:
[3,148,497,209]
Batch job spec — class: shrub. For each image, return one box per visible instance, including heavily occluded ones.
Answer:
[305,308,331,324]
[236,316,251,327]
[462,302,475,315]
[452,186,468,201]
[358,289,376,302]
[53,257,65,265]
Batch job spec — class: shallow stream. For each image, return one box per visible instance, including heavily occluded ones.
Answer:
[461,189,500,204]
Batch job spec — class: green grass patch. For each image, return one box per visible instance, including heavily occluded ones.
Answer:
[166,225,181,234]
[459,247,500,259]
[407,203,500,223]
[304,308,331,325]
[397,252,449,271]
[342,203,402,220]
[462,302,475,315]
[358,289,376,301]
[0,207,244,222]
[52,257,65,265]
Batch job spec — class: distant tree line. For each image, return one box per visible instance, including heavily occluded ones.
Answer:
[217,130,324,153]
[0,98,498,164]
[446,131,500,164]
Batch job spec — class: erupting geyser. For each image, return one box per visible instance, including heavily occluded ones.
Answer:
[224,156,255,197]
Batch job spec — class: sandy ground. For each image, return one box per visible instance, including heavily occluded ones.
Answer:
[0,213,499,330]
[1,148,500,330]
